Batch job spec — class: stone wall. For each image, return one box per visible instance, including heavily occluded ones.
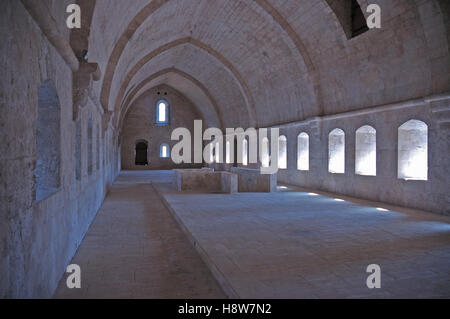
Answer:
[0,1,119,298]
[121,85,203,170]
[214,94,449,215]
[89,0,450,129]
[1,0,449,298]
[275,95,449,216]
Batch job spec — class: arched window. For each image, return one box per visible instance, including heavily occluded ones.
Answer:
[226,141,231,164]
[87,118,93,175]
[156,100,169,125]
[278,135,287,169]
[328,128,345,174]
[355,125,376,176]
[160,143,170,158]
[398,120,428,180]
[242,138,248,166]
[261,137,270,168]
[35,80,61,201]
[135,140,148,165]
[297,133,309,171]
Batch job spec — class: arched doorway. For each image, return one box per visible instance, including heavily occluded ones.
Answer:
[135,140,148,165]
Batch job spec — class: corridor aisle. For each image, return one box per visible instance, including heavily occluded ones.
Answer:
[54,171,225,298]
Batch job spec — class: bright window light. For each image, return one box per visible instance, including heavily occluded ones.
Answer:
[398,120,428,180]
[328,128,345,174]
[278,135,287,169]
[156,100,168,124]
[261,137,269,168]
[297,132,309,171]
[355,125,376,176]
[160,144,170,158]
[210,145,214,163]
[242,139,248,166]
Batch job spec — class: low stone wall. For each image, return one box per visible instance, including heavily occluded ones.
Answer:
[220,172,238,194]
[230,167,277,192]
[173,169,237,193]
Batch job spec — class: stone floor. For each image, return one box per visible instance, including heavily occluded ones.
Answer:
[156,176,450,299]
[53,170,225,298]
[55,170,450,299]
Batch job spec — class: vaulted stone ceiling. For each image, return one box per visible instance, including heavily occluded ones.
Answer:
[80,0,449,131]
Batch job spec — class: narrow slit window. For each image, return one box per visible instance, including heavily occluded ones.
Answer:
[226,141,231,164]
[328,128,345,174]
[261,137,270,168]
[242,138,248,166]
[278,135,287,169]
[297,133,309,171]
[355,125,376,176]
[215,142,221,163]
[160,143,170,158]
[156,100,169,125]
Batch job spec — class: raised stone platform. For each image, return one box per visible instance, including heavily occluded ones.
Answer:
[173,168,237,194]
[230,167,277,192]
[155,181,450,298]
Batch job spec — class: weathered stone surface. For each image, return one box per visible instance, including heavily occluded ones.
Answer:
[274,95,450,215]
[0,1,119,298]
[158,176,450,298]
[230,167,277,193]
[1,0,449,299]
[174,168,237,194]
[53,171,225,299]
[121,85,203,170]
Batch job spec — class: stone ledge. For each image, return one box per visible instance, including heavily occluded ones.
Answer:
[173,168,237,194]
[152,183,237,299]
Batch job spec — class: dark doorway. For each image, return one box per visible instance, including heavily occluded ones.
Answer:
[135,141,148,165]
